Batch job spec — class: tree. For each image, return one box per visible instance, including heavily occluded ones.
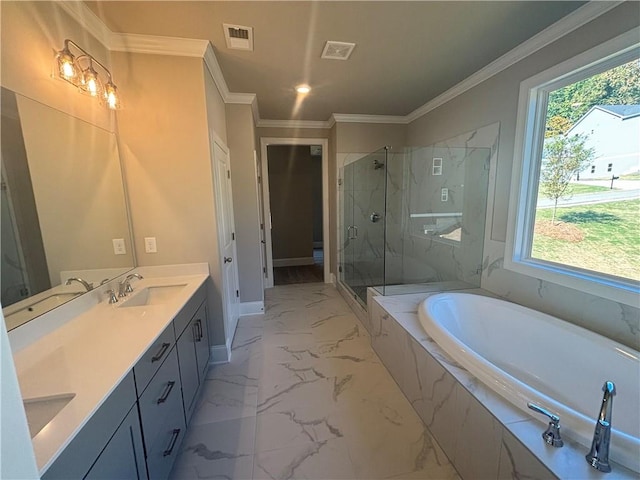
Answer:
[540,133,595,224]
[546,59,640,129]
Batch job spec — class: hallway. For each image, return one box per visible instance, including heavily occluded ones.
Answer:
[169,283,458,479]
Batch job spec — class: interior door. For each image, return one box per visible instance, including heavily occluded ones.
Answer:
[255,152,269,284]
[211,137,240,348]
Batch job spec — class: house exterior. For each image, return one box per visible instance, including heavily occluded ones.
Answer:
[568,105,640,179]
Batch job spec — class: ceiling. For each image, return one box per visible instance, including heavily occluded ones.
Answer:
[85,1,586,122]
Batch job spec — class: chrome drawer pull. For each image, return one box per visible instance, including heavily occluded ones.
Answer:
[156,381,176,404]
[163,429,181,457]
[151,342,170,363]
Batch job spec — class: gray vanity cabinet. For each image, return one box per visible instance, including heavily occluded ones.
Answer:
[174,285,209,424]
[42,372,141,480]
[84,406,147,480]
[176,302,210,422]
[193,304,210,380]
[41,285,210,480]
[136,346,185,480]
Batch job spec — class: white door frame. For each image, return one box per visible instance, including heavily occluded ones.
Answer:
[260,137,330,288]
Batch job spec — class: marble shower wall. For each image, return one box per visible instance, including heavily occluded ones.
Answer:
[395,145,490,286]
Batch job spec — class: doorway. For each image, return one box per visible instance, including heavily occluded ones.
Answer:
[260,138,330,288]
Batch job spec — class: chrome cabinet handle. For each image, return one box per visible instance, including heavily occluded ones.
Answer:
[163,429,181,457]
[528,402,563,447]
[224,257,233,263]
[151,342,170,363]
[157,380,176,404]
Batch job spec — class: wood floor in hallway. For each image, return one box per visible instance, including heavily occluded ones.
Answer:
[169,283,459,480]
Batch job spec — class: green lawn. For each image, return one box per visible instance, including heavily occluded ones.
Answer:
[533,199,640,280]
[566,184,611,194]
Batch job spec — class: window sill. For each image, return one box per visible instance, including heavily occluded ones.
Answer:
[503,256,639,307]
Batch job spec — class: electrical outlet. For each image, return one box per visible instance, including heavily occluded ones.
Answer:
[112,238,126,255]
[144,237,157,253]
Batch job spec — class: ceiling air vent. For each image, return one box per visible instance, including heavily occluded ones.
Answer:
[321,41,356,60]
[223,23,254,51]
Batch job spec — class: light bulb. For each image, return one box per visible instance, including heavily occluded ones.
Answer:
[82,64,100,97]
[296,85,311,94]
[104,82,118,110]
[57,47,76,80]
[61,60,75,79]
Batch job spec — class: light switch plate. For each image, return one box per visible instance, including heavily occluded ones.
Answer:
[144,237,157,253]
[112,238,126,255]
[441,188,449,202]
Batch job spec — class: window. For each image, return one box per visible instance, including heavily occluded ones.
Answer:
[506,30,640,306]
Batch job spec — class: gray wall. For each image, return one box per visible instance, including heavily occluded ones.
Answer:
[114,52,227,345]
[406,3,640,350]
[226,104,263,303]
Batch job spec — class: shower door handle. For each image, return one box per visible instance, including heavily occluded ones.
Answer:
[370,212,381,223]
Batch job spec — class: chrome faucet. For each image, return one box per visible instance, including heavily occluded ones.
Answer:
[65,277,93,292]
[586,381,616,473]
[527,403,563,447]
[118,273,144,297]
[105,289,119,304]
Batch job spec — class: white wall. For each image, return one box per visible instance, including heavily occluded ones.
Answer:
[406,3,640,349]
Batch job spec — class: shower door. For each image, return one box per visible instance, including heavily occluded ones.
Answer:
[340,147,388,306]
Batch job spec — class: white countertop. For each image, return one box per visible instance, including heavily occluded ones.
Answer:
[9,265,209,475]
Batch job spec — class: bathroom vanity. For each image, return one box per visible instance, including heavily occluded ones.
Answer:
[9,265,211,480]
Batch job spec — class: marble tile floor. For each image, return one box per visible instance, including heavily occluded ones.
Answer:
[169,283,460,480]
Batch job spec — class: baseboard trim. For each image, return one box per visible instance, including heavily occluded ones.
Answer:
[240,301,265,316]
[273,257,314,267]
[209,341,230,364]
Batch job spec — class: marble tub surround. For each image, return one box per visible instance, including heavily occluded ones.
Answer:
[9,264,209,474]
[371,292,638,479]
[170,283,460,480]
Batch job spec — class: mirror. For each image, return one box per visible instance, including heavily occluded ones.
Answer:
[1,87,134,330]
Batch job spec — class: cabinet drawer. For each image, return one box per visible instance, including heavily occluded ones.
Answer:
[173,283,206,336]
[133,323,175,396]
[138,347,183,447]
[145,407,186,480]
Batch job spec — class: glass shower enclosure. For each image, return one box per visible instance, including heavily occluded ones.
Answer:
[340,147,388,305]
[339,144,491,308]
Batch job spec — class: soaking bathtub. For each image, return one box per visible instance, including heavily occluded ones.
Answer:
[418,292,640,473]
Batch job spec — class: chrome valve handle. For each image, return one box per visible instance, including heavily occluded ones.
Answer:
[528,402,564,447]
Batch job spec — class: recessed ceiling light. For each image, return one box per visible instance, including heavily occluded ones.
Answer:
[296,85,311,94]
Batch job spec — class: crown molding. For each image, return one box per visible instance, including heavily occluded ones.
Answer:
[58,1,113,49]
[405,0,624,123]
[110,33,208,57]
[332,113,408,125]
[256,119,333,129]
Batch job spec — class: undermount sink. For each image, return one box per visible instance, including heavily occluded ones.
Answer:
[117,284,187,308]
[23,393,76,438]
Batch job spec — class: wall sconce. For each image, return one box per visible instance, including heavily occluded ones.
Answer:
[55,39,119,110]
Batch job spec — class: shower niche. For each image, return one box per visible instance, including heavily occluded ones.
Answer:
[339,143,491,307]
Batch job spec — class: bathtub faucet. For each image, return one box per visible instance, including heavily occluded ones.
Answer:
[527,403,563,447]
[585,381,616,473]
